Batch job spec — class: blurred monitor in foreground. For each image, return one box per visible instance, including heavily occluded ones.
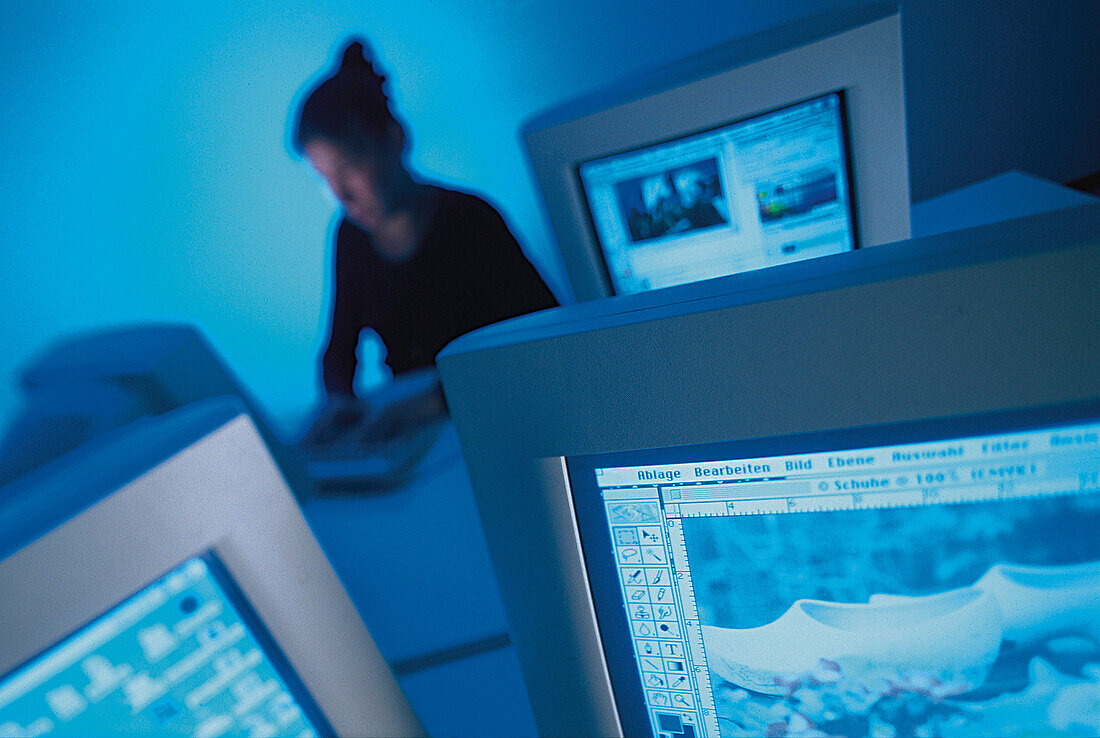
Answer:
[437,204,1100,737]
[0,398,422,737]
[525,3,908,300]
[0,323,306,495]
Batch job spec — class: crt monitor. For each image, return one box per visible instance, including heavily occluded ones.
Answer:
[524,3,909,300]
[0,398,422,737]
[437,203,1100,736]
[578,91,855,295]
[0,322,310,496]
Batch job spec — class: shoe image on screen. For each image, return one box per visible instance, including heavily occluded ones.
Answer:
[567,414,1100,738]
[691,502,1100,737]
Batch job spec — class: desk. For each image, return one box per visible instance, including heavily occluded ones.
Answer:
[300,422,537,736]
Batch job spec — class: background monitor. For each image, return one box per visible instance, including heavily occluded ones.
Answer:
[0,398,422,737]
[578,91,856,295]
[437,203,1100,736]
[524,3,909,300]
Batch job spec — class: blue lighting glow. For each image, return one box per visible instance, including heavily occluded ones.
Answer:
[1,0,1095,434]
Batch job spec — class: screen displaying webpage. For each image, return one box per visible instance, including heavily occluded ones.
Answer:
[0,555,330,737]
[578,92,856,295]
[568,413,1100,738]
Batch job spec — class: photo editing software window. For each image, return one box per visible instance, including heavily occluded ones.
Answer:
[578,92,855,295]
[0,555,331,737]
[568,412,1100,738]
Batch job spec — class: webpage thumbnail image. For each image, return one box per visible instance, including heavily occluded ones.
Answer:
[682,495,1100,738]
[613,158,730,244]
[755,168,840,224]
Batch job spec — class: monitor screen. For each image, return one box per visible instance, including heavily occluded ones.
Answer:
[567,409,1100,738]
[578,92,856,295]
[0,554,332,737]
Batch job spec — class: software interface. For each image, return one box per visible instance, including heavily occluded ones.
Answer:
[0,555,329,737]
[569,416,1100,738]
[578,92,855,295]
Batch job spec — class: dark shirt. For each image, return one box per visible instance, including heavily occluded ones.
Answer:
[322,187,559,395]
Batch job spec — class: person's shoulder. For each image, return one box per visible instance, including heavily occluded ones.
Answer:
[332,217,379,273]
[433,186,505,222]
[334,216,377,256]
[335,215,369,241]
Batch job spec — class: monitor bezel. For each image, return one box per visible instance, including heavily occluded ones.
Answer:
[575,89,859,296]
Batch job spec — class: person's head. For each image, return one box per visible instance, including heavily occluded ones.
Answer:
[294,40,412,231]
[673,169,705,208]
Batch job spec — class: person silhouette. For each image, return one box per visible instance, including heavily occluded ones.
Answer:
[293,39,557,447]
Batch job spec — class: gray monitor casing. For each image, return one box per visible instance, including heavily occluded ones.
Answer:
[438,204,1100,736]
[524,4,910,301]
[0,399,423,737]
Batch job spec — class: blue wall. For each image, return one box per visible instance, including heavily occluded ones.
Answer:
[1,0,1096,436]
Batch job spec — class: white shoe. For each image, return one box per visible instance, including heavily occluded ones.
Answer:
[703,587,1003,695]
[870,561,1100,648]
[976,561,1100,647]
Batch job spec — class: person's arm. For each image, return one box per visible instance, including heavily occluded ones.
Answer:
[301,392,370,447]
[321,222,361,397]
[359,369,448,443]
[302,223,371,448]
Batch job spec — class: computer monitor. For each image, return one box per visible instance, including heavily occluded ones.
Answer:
[524,3,909,300]
[0,323,310,496]
[437,203,1100,736]
[578,91,856,295]
[0,398,422,737]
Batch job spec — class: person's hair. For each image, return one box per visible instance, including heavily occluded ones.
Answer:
[293,39,403,157]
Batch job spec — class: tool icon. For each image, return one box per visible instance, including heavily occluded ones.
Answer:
[673,694,691,708]
[642,547,664,563]
[616,529,639,545]
[656,605,673,619]
[631,589,646,601]
[650,692,669,707]
[670,675,686,688]
[656,588,667,601]
[627,569,644,584]
[621,548,640,562]
[643,642,655,655]
[634,606,651,619]
[651,570,663,585]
